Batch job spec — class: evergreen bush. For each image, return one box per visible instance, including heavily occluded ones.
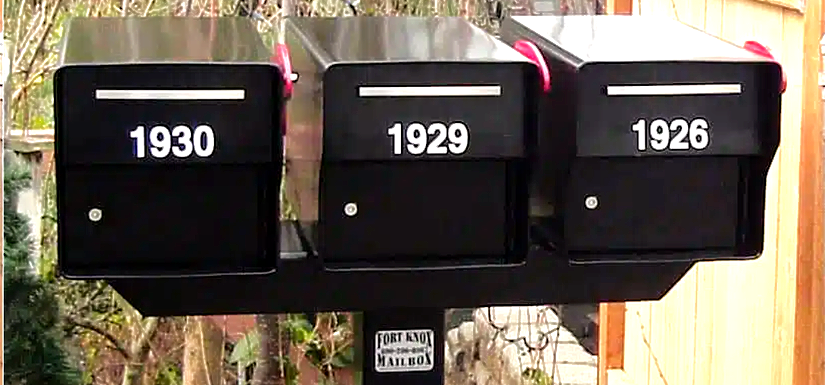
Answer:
[4,150,81,385]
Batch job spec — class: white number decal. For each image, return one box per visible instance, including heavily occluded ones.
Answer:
[406,123,427,155]
[689,118,710,149]
[631,118,709,152]
[130,126,146,158]
[193,125,216,157]
[171,125,193,157]
[669,119,690,150]
[426,123,449,155]
[388,122,469,156]
[149,125,172,158]
[130,124,216,159]
[447,123,469,154]
[388,122,402,155]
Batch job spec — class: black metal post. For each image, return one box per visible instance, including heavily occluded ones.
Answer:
[357,308,446,385]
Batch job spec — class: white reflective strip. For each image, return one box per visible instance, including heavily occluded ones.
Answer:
[358,85,501,97]
[95,89,246,100]
[606,83,742,96]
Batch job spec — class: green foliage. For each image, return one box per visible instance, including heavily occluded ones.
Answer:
[229,329,261,368]
[229,330,299,385]
[229,313,354,384]
[286,314,355,375]
[281,356,302,385]
[154,362,183,385]
[3,150,82,385]
[523,367,554,385]
[3,153,32,276]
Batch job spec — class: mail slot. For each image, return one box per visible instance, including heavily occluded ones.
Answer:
[500,15,783,263]
[55,17,284,277]
[283,16,540,267]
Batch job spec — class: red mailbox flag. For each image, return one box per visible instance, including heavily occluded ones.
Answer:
[513,40,552,93]
[743,40,787,94]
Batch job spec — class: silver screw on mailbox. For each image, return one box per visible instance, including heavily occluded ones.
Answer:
[343,202,358,217]
[584,196,599,210]
[88,208,103,222]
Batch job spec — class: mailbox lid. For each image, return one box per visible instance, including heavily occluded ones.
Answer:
[502,15,782,159]
[55,17,284,166]
[285,16,539,161]
[60,17,273,65]
[504,15,771,64]
[575,60,782,157]
[286,16,529,65]
[322,61,537,161]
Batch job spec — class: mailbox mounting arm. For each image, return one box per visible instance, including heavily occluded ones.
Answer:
[356,308,447,385]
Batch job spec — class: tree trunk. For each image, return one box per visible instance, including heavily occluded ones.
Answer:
[183,316,225,385]
[251,314,289,385]
[122,317,160,385]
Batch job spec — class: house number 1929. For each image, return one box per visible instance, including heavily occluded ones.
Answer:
[387,121,470,156]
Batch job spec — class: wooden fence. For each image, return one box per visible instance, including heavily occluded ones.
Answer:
[598,0,825,384]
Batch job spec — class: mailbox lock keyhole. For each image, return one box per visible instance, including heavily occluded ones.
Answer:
[584,196,599,210]
[88,208,103,222]
[343,202,358,217]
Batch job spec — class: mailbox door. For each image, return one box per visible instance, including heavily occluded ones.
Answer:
[318,160,525,263]
[59,166,278,275]
[563,157,741,261]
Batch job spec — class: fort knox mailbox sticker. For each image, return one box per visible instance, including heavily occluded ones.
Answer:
[374,329,435,372]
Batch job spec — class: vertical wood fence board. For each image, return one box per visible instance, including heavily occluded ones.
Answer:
[606,0,633,14]
[678,0,709,28]
[658,265,698,385]
[622,302,640,381]
[774,10,805,385]
[691,264,715,385]
[624,302,652,383]
[607,369,637,385]
[794,0,825,382]
[598,302,627,384]
[679,268,698,385]
[703,0,725,34]
[646,294,667,385]
[708,263,731,385]
[658,285,676,385]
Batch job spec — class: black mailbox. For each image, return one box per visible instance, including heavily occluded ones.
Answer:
[500,15,783,263]
[283,16,539,267]
[55,17,285,278]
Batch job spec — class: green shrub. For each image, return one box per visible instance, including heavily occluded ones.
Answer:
[3,150,81,385]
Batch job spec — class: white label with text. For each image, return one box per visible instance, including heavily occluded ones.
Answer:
[130,124,216,159]
[387,122,469,156]
[631,118,710,152]
[374,329,435,373]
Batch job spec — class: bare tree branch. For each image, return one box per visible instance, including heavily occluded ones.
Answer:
[122,317,160,385]
[10,0,62,122]
[66,316,132,360]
